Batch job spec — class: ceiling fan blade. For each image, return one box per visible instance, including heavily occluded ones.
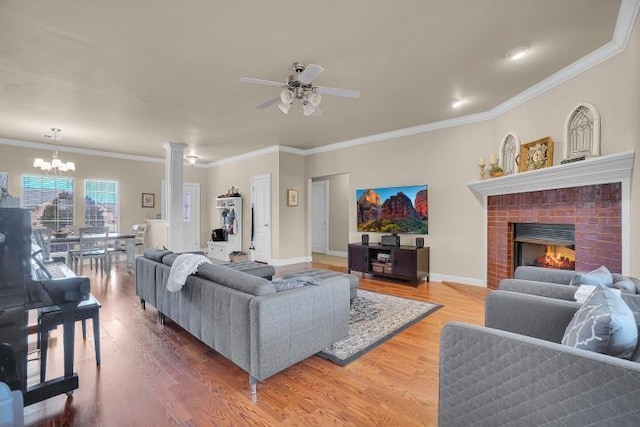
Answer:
[299,64,324,85]
[255,95,282,110]
[314,86,361,99]
[239,77,285,88]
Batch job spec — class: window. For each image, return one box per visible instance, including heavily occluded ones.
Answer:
[85,179,119,231]
[21,175,74,230]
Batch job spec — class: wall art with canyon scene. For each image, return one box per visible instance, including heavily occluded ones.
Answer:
[356,184,428,234]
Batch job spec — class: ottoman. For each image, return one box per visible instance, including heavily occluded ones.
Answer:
[282,268,360,303]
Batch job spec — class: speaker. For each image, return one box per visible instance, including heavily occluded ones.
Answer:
[415,237,424,248]
[361,234,369,245]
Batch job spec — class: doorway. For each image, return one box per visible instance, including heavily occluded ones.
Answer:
[160,181,201,251]
[182,183,200,251]
[310,173,349,262]
[311,180,329,254]
[251,174,271,263]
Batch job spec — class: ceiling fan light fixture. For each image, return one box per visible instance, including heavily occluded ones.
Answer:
[280,89,294,104]
[278,102,291,115]
[307,92,322,107]
[302,102,316,116]
[241,62,360,116]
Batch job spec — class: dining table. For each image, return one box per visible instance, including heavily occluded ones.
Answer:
[51,232,137,269]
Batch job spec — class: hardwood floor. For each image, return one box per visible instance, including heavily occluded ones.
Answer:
[24,259,488,426]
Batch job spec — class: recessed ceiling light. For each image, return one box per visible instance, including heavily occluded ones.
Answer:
[452,99,465,109]
[507,46,530,61]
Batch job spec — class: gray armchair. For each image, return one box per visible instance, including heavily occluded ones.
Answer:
[439,291,640,426]
[499,266,640,301]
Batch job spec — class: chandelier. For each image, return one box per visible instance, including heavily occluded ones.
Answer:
[33,128,76,173]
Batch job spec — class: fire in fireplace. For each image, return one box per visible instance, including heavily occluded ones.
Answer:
[513,223,576,271]
[534,245,576,270]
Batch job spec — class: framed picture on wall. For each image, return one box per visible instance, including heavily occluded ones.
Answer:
[142,193,155,208]
[287,189,299,207]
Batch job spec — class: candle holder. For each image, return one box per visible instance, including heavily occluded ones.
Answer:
[479,163,486,180]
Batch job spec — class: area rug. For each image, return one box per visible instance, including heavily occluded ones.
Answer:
[318,289,442,365]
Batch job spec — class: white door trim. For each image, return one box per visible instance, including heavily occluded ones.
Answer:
[311,180,329,254]
[251,173,271,263]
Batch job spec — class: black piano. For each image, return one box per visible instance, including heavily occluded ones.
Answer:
[0,208,90,405]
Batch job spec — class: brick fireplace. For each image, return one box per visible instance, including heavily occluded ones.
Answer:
[486,183,621,289]
[467,151,634,289]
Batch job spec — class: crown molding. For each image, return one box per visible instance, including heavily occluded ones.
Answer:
[204,145,306,168]
[467,151,635,197]
[0,137,165,163]
[278,145,306,156]
[205,145,280,167]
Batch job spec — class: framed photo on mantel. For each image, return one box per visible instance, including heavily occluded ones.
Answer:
[519,137,554,172]
[142,192,155,208]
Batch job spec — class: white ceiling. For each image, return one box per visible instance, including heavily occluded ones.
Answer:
[0,1,628,163]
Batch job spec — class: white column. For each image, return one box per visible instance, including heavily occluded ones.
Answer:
[163,142,187,252]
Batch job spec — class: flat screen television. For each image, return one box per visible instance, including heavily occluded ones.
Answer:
[356,184,428,234]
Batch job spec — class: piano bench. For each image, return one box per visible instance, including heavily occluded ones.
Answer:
[38,295,102,383]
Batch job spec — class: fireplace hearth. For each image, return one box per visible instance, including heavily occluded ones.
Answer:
[513,223,576,271]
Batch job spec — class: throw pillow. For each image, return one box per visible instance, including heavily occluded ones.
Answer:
[562,284,638,359]
[612,279,637,294]
[569,265,614,287]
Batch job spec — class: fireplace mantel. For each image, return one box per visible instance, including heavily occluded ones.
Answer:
[467,150,634,196]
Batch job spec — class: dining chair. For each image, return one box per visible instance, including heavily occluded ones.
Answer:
[68,226,110,275]
[131,223,147,255]
[109,223,147,267]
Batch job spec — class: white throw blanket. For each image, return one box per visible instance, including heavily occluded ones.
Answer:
[167,254,211,292]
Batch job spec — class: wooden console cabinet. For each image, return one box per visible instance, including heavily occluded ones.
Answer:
[348,243,430,282]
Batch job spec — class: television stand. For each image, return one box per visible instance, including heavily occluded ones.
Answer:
[348,243,429,282]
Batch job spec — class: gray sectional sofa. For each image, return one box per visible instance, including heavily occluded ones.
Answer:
[135,250,350,393]
[440,290,640,426]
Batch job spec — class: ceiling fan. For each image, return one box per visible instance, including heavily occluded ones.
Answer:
[239,62,360,116]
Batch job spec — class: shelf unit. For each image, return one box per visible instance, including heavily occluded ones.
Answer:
[348,243,429,282]
[207,196,242,261]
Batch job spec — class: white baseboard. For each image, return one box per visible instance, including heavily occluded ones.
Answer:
[429,273,486,287]
[326,250,347,257]
[270,256,313,266]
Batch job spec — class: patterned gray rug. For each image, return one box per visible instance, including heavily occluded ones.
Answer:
[318,289,442,365]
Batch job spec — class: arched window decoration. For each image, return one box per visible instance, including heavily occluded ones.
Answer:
[499,132,520,175]
[563,102,600,160]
